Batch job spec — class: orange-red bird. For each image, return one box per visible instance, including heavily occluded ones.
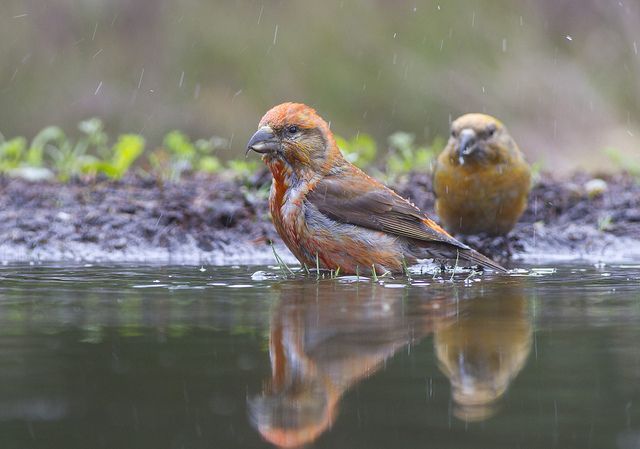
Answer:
[433,114,531,236]
[247,103,505,275]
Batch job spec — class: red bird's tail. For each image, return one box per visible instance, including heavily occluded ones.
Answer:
[458,248,508,273]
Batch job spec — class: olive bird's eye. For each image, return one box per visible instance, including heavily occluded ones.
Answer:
[286,125,299,135]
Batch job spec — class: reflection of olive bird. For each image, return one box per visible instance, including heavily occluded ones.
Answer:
[248,281,456,448]
[433,114,531,236]
[434,287,532,422]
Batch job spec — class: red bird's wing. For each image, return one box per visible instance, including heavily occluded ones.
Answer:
[306,170,507,272]
[307,173,465,248]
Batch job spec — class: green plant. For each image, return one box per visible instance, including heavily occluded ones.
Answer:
[153,130,223,180]
[83,134,145,180]
[385,132,441,180]
[45,119,110,181]
[605,147,640,177]
[226,159,259,183]
[598,214,613,231]
[27,126,66,167]
[0,136,27,172]
[78,118,109,155]
[336,133,377,167]
[270,242,295,277]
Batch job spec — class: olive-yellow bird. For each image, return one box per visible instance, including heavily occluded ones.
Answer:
[433,113,531,236]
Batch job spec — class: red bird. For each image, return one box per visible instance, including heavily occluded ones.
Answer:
[247,103,505,275]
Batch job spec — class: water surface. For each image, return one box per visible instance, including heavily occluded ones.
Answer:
[0,263,639,449]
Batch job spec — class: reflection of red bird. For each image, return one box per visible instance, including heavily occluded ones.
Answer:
[247,103,505,275]
[249,281,453,448]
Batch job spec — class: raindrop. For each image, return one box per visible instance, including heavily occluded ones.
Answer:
[13,13,28,19]
[179,71,185,88]
[257,4,264,24]
[471,11,475,27]
[502,38,507,52]
[566,35,573,41]
[634,41,638,55]
[92,22,98,41]
[273,25,279,45]
[92,49,103,59]
[94,81,103,95]
[137,68,145,89]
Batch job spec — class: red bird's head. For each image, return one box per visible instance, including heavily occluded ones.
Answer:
[247,103,344,176]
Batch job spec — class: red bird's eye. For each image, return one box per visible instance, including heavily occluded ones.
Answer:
[287,125,298,135]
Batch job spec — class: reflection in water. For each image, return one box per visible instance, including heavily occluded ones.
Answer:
[435,288,532,422]
[249,280,532,447]
[249,281,454,447]
[1,265,639,449]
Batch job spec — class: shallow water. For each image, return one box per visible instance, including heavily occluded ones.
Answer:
[0,263,639,449]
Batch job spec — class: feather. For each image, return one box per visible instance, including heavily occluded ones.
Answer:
[307,167,506,272]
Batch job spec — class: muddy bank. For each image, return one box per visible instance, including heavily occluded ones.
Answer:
[1,171,639,265]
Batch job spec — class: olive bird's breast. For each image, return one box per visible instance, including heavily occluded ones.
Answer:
[433,157,531,235]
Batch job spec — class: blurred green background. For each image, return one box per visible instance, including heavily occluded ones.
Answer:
[0,0,638,172]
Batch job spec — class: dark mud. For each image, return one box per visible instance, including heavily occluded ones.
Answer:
[1,171,639,264]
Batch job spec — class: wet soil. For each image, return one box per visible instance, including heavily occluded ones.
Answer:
[1,170,639,264]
